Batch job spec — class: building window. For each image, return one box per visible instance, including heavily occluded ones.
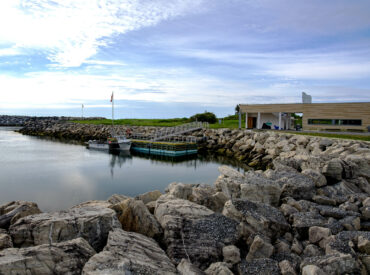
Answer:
[308,119,362,126]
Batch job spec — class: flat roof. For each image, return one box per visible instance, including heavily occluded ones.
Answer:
[239,102,370,113]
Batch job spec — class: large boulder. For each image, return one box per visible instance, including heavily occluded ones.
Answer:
[177,259,205,275]
[240,171,281,206]
[0,201,41,229]
[0,229,12,250]
[9,206,120,252]
[189,185,228,213]
[205,262,233,275]
[155,197,240,269]
[322,158,343,183]
[136,190,162,204]
[265,164,315,200]
[0,238,95,275]
[83,229,177,275]
[214,166,245,198]
[300,253,360,275]
[110,198,162,239]
[223,199,289,238]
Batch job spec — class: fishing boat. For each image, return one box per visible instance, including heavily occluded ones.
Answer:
[87,91,131,151]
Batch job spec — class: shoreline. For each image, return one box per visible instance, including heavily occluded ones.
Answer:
[0,118,369,274]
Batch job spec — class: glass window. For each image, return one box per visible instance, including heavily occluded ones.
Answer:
[308,119,362,126]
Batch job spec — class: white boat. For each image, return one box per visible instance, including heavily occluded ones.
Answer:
[86,91,131,151]
[87,140,109,150]
[115,135,131,151]
[87,135,131,151]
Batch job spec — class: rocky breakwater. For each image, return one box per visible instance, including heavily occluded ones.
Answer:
[18,120,158,142]
[195,128,370,172]
[0,154,369,274]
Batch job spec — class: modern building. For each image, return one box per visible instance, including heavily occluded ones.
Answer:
[238,101,370,132]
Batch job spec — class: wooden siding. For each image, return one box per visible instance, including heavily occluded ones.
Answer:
[239,102,370,131]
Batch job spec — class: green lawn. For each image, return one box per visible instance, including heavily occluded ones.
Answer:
[73,119,369,141]
[73,118,244,128]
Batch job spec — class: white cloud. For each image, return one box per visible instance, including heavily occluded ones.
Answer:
[0,0,204,67]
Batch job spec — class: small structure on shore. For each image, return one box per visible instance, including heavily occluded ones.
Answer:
[239,94,370,132]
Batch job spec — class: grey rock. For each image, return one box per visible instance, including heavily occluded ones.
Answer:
[240,171,282,206]
[358,235,370,254]
[291,212,327,238]
[205,262,233,275]
[223,245,241,266]
[107,194,130,204]
[110,198,162,239]
[135,190,162,204]
[0,201,42,229]
[0,237,95,275]
[303,244,323,257]
[360,255,370,273]
[308,226,331,245]
[279,260,297,275]
[312,195,336,206]
[322,158,343,183]
[223,199,289,238]
[214,175,241,199]
[325,231,370,256]
[302,169,327,187]
[302,265,325,275]
[83,228,177,275]
[319,139,333,151]
[177,259,205,275]
[0,232,12,250]
[266,165,315,200]
[9,206,120,252]
[166,182,193,200]
[300,253,360,275]
[238,258,280,275]
[71,200,112,209]
[190,185,228,212]
[291,238,303,255]
[246,235,274,260]
[155,196,239,269]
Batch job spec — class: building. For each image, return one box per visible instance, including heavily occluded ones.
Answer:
[238,102,370,132]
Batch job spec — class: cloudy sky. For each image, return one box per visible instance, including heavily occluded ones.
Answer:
[1,0,370,118]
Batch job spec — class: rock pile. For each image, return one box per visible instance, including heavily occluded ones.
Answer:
[0,157,369,274]
[3,122,369,274]
[0,115,103,126]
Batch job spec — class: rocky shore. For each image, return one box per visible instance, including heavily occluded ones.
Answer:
[0,115,104,126]
[0,119,369,274]
[0,160,369,274]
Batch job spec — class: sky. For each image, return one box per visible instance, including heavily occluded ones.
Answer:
[0,0,370,118]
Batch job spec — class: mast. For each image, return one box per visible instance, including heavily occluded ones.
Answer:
[111,91,114,136]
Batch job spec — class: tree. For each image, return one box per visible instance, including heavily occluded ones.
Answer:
[235,104,240,114]
[190,111,217,124]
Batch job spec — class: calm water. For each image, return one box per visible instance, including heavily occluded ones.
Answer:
[0,127,246,212]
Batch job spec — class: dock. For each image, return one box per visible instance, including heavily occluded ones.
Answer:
[131,140,198,157]
[129,121,208,157]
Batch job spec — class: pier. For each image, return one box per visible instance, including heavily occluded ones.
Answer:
[130,121,208,157]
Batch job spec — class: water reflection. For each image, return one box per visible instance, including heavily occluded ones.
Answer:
[0,127,248,212]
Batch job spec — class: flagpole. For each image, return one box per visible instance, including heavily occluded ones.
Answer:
[111,91,114,129]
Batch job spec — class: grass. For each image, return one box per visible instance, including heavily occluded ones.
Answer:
[73,118,244,129]
[73,118,189,127]
[73,118,369,141]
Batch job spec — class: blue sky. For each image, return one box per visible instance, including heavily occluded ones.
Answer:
[0,0,370,118]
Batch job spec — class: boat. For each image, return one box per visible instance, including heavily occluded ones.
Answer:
[87,91,131,151]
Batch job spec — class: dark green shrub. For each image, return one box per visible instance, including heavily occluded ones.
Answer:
[190,112,217,124]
